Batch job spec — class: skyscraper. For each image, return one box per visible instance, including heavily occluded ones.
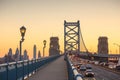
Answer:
[49,37,60,56]
[8,48,12,57]
[23,50,28,60]
[33,45,37,59]
[38,50,41,59]
[98,36,108,54]
[14,48,19,61]
[7,48,14,62]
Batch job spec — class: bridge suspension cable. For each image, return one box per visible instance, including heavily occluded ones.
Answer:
[79,25,88,52]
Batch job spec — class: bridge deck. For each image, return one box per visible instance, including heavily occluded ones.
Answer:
[29,56,68,80]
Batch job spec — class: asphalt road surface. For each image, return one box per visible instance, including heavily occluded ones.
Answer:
[84,64,120,80]
[84,65,120,80]
[72,57,120,80]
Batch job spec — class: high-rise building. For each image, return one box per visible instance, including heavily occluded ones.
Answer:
[8,48,12,57]
[14,48,19,61]
[98,36,108,54]
[6,48,14,62]
[23,50,28,60]
[38,50,41,59]
[33,45,36,59]
[49,37,60,56]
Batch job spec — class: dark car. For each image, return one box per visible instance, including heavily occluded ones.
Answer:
[86,64,92,69]
[80,65,86,71]
[84,69,95,77]
[116,65,120,70]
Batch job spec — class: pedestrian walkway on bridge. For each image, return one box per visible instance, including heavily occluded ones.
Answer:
[29,56,68,80]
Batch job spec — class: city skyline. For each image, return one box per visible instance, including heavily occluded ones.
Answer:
[0,0,120,59]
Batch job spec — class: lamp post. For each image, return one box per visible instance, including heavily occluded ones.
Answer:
[113,43,120,55]
[43,40,47,57]
[20,26,26,60]
[113,43,120,64]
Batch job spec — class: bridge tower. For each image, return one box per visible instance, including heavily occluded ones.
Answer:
[64,20,80,54]
[49,37,60,56]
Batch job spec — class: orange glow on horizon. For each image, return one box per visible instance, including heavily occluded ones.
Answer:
[0,0,120,59]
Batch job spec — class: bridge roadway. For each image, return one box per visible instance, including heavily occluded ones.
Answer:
[29,56,67,80]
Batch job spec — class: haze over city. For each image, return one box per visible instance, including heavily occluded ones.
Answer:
[0,0,120,59]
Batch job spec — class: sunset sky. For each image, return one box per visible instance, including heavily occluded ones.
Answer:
[0,0,120,59]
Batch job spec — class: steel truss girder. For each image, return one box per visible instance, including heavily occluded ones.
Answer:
[66,35,78,41]
[64,20,80,54]
[66,26,78,34]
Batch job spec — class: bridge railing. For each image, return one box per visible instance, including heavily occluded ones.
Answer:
[65,55,83,80]
[0,55,61,80]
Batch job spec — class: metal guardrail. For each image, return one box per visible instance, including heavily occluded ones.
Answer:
[65,55,83,80]
[0,55,61,80]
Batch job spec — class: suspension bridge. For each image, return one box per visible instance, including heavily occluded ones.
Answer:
[0,20,120,80]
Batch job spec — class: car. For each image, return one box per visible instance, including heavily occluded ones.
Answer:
[86,64,92,69]
[116,65,120,70]
[94,61,99,65]
[79,65,86,71]
[108,64,116,69]
[84,69,95,77]
[76,63,82,70]
[99,62,108,66]
[73,62,82,67]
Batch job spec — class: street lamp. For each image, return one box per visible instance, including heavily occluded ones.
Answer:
[20,26,26,60]
[113,43,120,55]
[43,40,47,57]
